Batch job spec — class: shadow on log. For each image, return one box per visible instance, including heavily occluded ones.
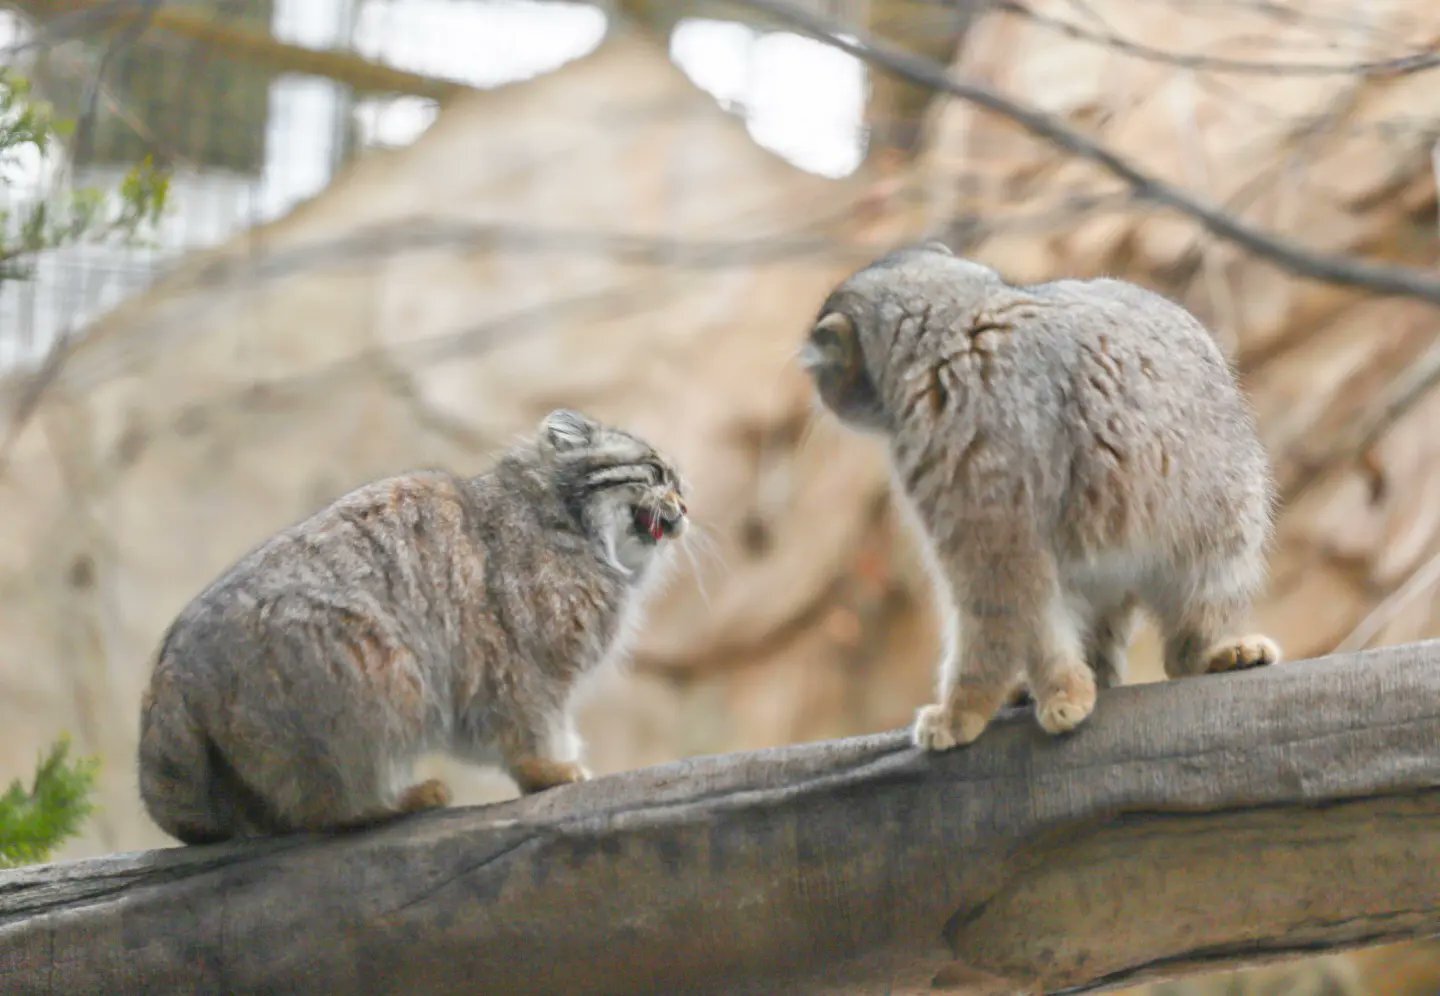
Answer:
[1,645,1438,994]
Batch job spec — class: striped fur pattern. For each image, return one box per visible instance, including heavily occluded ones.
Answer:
[802,243,1279,750]
[138,410,687,842]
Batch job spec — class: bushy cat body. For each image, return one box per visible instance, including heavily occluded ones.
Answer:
[802,244,1279,749]
[139,411,686,841]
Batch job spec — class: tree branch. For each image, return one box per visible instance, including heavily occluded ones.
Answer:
[1,644,1438,993]
[730,0,1440,308]
[988,0,1440,78]
[9,0,469,100]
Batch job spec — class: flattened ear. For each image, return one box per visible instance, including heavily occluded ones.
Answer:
[541,409,598,451]
[803,311,860,373]
[919,239,954,256]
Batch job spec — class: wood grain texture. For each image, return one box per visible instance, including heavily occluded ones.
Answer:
[2,644,1438,994]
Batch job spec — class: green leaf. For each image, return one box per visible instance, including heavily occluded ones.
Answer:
[0,737,100,868]
[0,70,170,284]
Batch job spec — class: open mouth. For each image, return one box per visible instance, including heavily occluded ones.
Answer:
[633,506,682,543]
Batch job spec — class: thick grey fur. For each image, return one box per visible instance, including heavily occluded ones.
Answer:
[802,243,1279,750]
[139,410,687,842]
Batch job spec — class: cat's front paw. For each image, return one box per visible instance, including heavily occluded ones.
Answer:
[912,703,988,751]
[1205,635,1281,673]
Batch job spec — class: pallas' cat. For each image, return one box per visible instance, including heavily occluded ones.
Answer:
[139,410,687,841]
[801,244,1279,750]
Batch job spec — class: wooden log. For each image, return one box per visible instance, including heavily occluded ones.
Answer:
[1,644,1438,994]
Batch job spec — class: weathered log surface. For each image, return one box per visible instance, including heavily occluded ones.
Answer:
[2,645,1438,994]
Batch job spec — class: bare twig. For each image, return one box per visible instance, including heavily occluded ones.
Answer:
[1335,545,1440,653]
[0,0,146,59]
[727,0,1440,308]
[0,1,160,468]
[6,0,467,99]
[1286,335,1440,501]
[1432,138,1440,241]
[986,0,1440,78]
[70,0,158,167]
[0,327,75,467]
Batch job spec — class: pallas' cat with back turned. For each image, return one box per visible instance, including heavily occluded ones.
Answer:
[139,410,688,843]
[801,243,1280,750]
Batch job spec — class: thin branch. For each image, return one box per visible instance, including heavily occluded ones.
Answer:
[1285,335,1440,502]
[1334,544,1440,653]
[0,320,77,470]
[729,0,1440,308]
[6,0,468,100]
[0,0,161,452]
[70,0,158,167]
[0,0,145,59]
[986,0,1440,78]
[36,40,202,169]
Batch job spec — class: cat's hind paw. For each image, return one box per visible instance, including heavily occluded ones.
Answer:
[397,778,452,813]
[912,703,988,752]
[511,757,591,794]
[1205,634,1281,673]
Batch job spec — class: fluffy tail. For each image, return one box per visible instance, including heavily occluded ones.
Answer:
[137,660,234,845]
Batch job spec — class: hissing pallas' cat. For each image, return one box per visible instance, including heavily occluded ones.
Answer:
[139,410,687,842]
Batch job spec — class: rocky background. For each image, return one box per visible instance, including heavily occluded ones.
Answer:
[3,2,1439,992]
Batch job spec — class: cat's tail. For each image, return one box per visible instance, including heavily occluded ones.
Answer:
[137,654,234,845]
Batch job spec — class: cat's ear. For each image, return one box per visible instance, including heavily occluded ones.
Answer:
[541,409,598,451]
[919,239,954,256]
[802,311,859,373]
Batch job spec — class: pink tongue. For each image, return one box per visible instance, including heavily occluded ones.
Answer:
[649,520,664,541]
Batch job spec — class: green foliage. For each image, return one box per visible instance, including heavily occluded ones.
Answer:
[0,737,100,868]
[0,70,169,282]
[0,75,158,867]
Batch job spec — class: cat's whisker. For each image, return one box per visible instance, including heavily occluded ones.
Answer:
[795,403,826,459]
[682,522,729,574]
[677,538,711,607]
